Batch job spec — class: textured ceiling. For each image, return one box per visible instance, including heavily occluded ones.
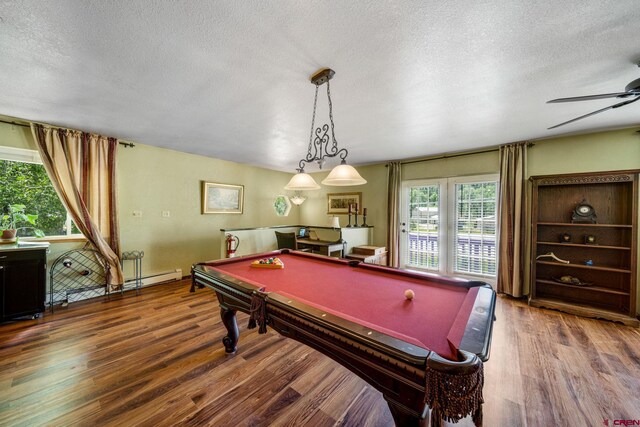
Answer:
[0,1,639,172]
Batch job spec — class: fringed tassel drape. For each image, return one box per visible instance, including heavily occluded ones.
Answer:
[386,162,401,268]
[497,142,528,296]
[31,123,123,288]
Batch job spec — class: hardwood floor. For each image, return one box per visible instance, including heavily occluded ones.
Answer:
[0,279,639,427]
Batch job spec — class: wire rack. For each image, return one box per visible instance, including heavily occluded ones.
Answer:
[50,248,110,312]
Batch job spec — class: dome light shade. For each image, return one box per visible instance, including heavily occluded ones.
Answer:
[284,172,321,190]
[321,163,367,186]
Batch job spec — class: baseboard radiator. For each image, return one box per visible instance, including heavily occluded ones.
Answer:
[122,269,183,290]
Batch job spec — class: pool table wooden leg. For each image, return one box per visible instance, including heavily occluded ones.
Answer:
[220,305,239,353]
[384,398,428,427]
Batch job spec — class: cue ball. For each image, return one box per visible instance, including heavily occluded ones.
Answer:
[404,289,415,300]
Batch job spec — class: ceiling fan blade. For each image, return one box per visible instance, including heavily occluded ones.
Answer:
[547,92,632,103]
[547,96,640,130]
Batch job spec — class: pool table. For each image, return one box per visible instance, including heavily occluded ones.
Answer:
[191,250,496,426]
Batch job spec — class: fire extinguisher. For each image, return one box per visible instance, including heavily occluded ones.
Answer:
[225,234,240,258]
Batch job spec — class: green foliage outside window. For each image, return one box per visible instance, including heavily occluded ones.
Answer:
[0,159,69,236]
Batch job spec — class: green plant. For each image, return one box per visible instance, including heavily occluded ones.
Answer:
[1,204,45,237]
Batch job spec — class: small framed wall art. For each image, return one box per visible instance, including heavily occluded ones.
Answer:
[327,192,362,214]
[201,182,244,214]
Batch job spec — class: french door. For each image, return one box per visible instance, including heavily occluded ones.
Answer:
[400,175,498,282]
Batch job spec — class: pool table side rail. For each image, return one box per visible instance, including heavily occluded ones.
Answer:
[191,252,496,426]
[192,263,433,420]
[459,285,496,362]
[192,264,429,362]
[191,250,496,364]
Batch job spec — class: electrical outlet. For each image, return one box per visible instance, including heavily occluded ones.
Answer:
[162,211,171,218]
[132,210,142,217]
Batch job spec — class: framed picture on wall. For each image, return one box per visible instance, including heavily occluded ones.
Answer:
[327,192,362,214]
[201,182,244,214]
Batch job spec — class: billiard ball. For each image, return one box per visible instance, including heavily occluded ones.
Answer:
[404,289,415,300]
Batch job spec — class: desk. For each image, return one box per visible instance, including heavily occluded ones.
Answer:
[296,238,345,257]
[191,250,496,426]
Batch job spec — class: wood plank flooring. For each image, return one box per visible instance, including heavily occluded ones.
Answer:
[0,279,639,426]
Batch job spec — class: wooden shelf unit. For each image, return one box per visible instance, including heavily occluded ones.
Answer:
[529,171,639,327]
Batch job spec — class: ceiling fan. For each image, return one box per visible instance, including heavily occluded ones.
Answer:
[547,64,640,130]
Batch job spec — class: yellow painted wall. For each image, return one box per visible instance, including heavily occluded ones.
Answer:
[118,143,300,276]
[529,127,640,176]
[0,120,300,279]
[402,150,500,180]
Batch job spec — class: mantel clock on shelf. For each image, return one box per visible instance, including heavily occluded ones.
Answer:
[571,199,597,224]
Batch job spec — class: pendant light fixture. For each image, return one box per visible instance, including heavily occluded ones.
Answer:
[289,192,307,206]
[284,68,366,190]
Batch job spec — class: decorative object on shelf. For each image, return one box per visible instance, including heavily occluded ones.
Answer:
[1,204,45,243]
[560,233,571,242]
[584,234,596,244]
[202,182,244,214]
[273,195,292,217]
[330,216,340,229]
[353,203,359,227]
[536,252,570,264]
[362,207,368,227]
[284,68,367,190]
[289,192,306,206]
[0,230,17,244]
[327,192,362,214]
[571,199,597,224]
[553,276,592,287]
[530,171,638,327]
[346,206,352,228]
[583,259,594,266]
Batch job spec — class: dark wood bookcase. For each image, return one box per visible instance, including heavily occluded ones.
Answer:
[529,171,639,326]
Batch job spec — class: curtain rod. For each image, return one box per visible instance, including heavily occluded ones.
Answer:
[0,119,29,128]
[397,142,534,166]
[0,119,134,148]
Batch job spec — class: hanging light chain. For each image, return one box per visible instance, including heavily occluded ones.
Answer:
[326,79,348,162]
[326,80,338,151]
[302,84,320,171]
[297,69,348,173]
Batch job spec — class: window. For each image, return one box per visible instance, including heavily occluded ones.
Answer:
[401,174,498,282]
[406,181,443,270]
[0,146,81,238]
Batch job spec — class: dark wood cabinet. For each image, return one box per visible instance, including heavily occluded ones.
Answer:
[529,171,638,326]
[0,245,48,321]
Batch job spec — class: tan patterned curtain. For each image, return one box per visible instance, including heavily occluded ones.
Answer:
[31,123,123,288]
[386,162,402,268]
[497,142,528,296]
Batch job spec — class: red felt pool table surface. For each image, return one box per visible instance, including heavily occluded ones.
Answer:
[204,252,480,360]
